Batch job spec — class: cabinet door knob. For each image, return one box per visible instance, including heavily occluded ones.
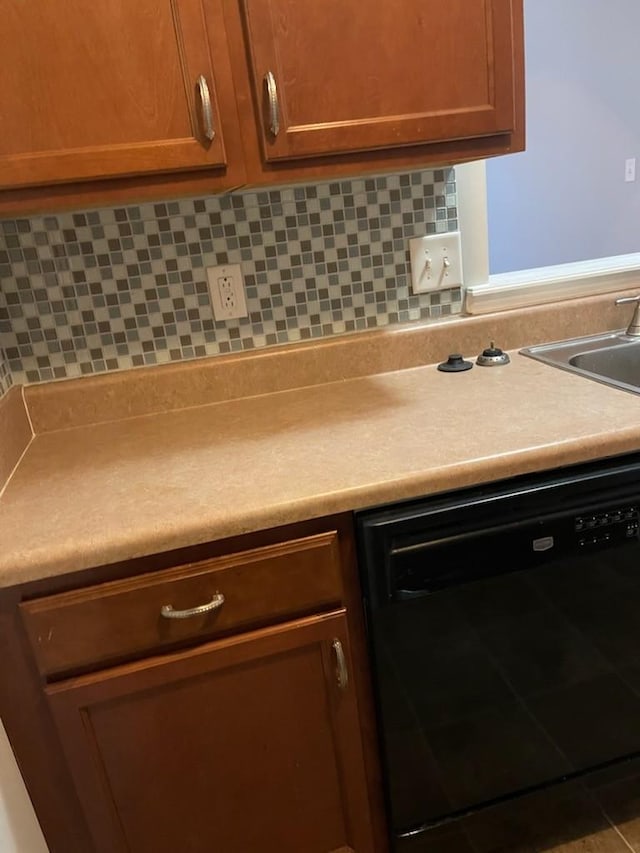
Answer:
[332,638,349,690]
[264,71,280,137]
[196,75,216,143]
[160,593,225,620]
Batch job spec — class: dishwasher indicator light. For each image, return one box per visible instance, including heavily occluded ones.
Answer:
[533,536,555,552]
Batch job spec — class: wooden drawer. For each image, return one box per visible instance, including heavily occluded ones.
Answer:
[20,532,343,678]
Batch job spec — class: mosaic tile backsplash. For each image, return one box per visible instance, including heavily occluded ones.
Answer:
[0,287,12,397]
[0,168,460,392]
[0,349,11,398]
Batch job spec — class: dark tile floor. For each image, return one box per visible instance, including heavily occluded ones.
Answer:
[393,761,640,852]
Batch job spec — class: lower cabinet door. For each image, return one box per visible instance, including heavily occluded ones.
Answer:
[46,609,375,853]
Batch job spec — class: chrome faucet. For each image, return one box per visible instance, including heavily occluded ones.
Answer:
[616,295,640,337]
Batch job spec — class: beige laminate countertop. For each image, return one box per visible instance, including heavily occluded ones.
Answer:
[1,350,640,588]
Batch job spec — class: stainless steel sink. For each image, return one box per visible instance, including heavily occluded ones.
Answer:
[521,331,640,395]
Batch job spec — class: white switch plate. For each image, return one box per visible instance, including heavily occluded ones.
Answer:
[410,231,464,294]
[206,264,248,321]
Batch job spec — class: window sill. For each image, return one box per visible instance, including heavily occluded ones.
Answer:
[464,253,640,315]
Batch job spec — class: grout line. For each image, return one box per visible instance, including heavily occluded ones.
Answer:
[21,384,35,438]
[0,389,36,501]
[598,801,637,852]
[0,437,32,501]
[609,820,637,852]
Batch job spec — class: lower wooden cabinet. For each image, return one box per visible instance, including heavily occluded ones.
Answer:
[0,520,384,853]
[47,610,374,853]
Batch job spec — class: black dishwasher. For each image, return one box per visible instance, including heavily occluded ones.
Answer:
[357,452,640,851]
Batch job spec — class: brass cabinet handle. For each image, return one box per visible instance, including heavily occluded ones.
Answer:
[332,638,349,690]
[196,75,216,142]
[160,593,225,620]
[264,70,280,137]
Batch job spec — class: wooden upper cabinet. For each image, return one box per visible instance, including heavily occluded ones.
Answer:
[241,0,522,161]
[0,0,524,211]
[0,0,236,189]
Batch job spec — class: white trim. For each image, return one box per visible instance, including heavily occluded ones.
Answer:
[455,163,640,315]
[464,254,640,315]
[455,161,489,287]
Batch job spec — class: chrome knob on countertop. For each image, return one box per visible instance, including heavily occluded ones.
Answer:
[476,342,510,366]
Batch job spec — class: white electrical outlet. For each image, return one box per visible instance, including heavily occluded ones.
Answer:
[409,232,463,294]
[206,264,248,321]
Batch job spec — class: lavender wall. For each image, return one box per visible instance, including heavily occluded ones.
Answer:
[486,0,640,273]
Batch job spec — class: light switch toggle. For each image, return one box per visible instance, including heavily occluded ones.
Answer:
[410,232,463,294]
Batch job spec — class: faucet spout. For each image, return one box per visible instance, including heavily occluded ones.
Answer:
[616,295,640,337]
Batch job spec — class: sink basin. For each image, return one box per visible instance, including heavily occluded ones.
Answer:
[521,331,640,395]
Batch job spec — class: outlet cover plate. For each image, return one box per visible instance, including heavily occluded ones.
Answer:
[206,264,248,321]
[410,231,463,294]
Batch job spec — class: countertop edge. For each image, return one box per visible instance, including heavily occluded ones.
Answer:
[3,428,637,590]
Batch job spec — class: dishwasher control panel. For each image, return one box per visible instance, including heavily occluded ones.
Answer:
[575,505,639,547]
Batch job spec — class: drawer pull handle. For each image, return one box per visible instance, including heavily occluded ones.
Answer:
[160,593,225,620]
[332,638,349,690]
[196,74,216,142]
[264,70,280,137]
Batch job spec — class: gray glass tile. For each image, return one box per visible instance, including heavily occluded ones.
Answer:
[0,168,459,390]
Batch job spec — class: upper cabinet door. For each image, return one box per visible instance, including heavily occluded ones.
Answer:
[0,0,232,189]
[242,0,521,161]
